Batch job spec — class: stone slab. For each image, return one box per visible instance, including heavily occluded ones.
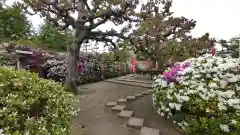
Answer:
[134,93,143,97]
[140,127,160,135]
[117,98,127,103]
[112,105,126,111]
[105,102,117,107]
[127,117,144,129]
[142,91,150,95]
[104,80,152,88]
[118,110,133,118]
[126,96,136,100]
[148,89,153,93]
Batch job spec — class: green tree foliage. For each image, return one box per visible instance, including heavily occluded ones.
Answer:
[113,48,132,62]
[36,20,74,51]
[15,20,73,51]
[111,48,133,62]
[0,3,32,40]
[218,36,240,58]
[19,0,142,92]
[100,46,133,62]
[130,0,215,68]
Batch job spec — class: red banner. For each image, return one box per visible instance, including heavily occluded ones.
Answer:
[116,62,120,72]
[77,60,84,73]
[211,44,216,56]
[131,59,136,73]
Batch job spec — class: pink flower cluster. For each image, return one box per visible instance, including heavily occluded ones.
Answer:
[163,62,190,82]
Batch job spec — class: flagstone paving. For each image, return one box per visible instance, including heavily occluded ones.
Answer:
[112,105,126,111]
[118,110,133,118]
[117,98,128,103]
[127,117,144,129]
[134,93,143,97]
[105,101,117,107]
[126,95,136,100]
[140,127,160,135]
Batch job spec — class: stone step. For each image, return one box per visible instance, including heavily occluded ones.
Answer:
[139,127,160,135]
[112,105,126,111]
[126,96,136,100]
[105,79,152,88]
[118,110,133,118]
[127,117,144,129]
[103,74,135,82]
[117,98,127,103]
[105,101,117,107]
[117,74,135,79]
[116,78,152,84]
[148,89,153,93]
[134,93,143,97]
[142,91,150,95]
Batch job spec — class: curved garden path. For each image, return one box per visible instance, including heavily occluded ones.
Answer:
[71,75,184,135]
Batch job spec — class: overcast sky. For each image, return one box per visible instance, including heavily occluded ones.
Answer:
[172,0,240,41]
[6,0,240,51]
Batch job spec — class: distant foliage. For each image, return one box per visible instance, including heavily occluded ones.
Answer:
[0,4,32,40]
[35,21,73,51]
[218,36,240,58]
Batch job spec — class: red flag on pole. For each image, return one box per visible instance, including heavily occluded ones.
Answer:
[211,44,216,56]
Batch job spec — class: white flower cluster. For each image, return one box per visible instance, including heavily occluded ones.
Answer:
[153,56,240,134]
[0,129,4,135]
[43,59,67,82]
[0,42,9,53]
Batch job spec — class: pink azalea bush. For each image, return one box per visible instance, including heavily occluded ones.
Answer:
[163,62,190,83]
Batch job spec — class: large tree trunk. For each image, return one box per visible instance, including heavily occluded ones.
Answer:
[157,59,165,70]
[152,59,157,69]
[65,1,88,94]
[65,25,86,94]
[65,41,79,94]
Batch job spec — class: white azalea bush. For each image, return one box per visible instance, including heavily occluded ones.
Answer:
[0,67,78,135]
[42,59,67,83]
[152,56,240,135]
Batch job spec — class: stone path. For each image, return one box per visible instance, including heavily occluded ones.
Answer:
[127,93,184,135]
[105,75,152,88]
[131,75,152,81]
[72,80,146,135]
[104,87,183,135]
[72,75,184,135]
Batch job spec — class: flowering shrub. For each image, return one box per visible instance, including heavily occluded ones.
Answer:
[152,56,240,135]
[0,42,16,67]
[0,67,78,135]
[103,62,119,78]
[41,57,130,84]
[42,59,67,83]
[0,54,15,67]
[162,62,190,82]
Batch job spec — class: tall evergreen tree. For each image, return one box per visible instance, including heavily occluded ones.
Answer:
[0,3,32,40]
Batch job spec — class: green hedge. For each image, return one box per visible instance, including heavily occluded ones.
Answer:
[152,56,240,135]
[0,67,78,135]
